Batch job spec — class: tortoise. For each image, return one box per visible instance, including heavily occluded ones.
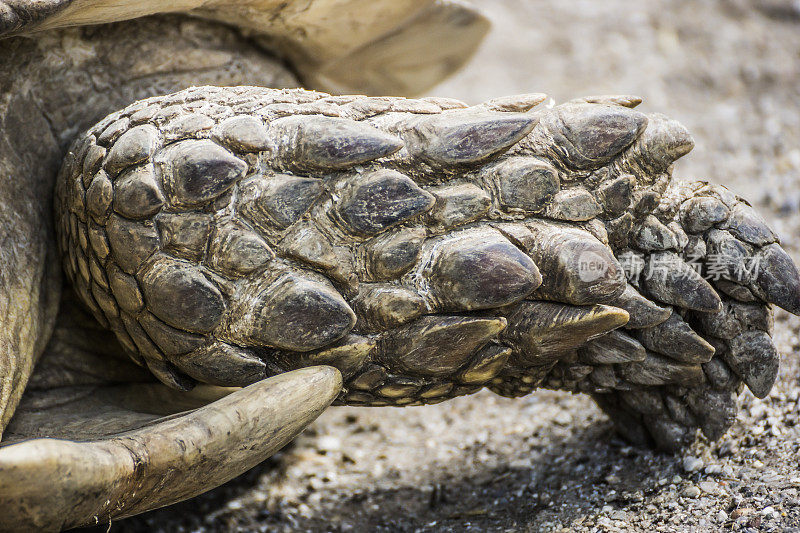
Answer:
[1,1,799,530]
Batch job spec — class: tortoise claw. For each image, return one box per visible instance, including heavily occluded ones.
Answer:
[0,366,342,531]
[583,179,797,451]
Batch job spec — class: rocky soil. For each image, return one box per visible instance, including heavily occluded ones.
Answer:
[88,0,800,531]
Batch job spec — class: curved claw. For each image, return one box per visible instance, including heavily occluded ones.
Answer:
[0,366,342,531]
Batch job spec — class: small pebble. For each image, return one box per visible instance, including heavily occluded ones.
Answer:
[683,456,704,473]
[554,411,572,425]
[699,481,718,493]
[596,517,614,528]
[682,485,701,498]
[609,510,627,521]
[716,510,728,522]
[316,435,342,451]
[718,441,737,457]
[731,507,755,519]
[620,446,635,457]
[750,402,768,419]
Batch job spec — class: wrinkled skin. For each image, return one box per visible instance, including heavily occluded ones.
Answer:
[1,11,800,533]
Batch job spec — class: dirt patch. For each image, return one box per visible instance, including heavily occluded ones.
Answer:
[93,1,800,531]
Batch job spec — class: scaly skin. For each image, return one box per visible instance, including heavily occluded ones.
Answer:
[56,86,800,450]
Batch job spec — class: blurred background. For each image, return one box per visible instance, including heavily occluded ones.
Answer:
[96,1,800,531]
[433,0,800,227]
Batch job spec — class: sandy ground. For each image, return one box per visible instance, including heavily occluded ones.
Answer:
[90,1,800,531]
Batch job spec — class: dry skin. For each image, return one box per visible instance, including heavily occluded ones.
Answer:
[92,0,800,531]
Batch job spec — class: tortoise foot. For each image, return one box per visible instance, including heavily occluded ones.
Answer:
[547,180,793,450]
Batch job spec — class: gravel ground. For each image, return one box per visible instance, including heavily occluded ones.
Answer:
[89,1,800,531]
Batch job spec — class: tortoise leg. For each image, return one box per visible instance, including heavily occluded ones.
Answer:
[0,297,341,531]
[55,87,800,450]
